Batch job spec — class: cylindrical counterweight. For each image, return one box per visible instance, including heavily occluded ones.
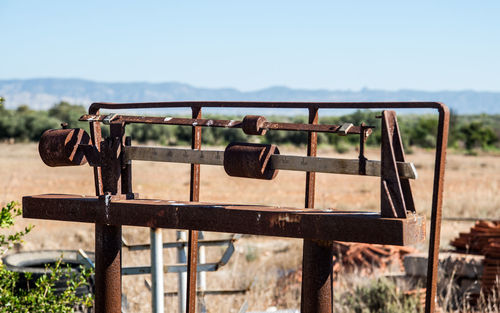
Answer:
[223,142,279,180]
[242,115,268,135]
[39,128,90,167]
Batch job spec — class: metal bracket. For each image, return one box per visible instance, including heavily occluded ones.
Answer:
[103,113,118,125]
[380,110,415,218]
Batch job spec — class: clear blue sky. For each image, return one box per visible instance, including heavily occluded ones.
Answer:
[1,1,499,91]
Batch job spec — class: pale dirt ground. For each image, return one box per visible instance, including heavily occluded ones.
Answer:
[0,143,499,312]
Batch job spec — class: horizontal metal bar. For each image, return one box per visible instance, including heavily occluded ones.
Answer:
[124,146,224,166]
[164,289,247,296]
[123,237,238,251]
[441,217,498,222]
[122,263,220,275]
[123,146,417,179]
[23,194,426,245]
[79,114,369,135]
[88,101,447,115]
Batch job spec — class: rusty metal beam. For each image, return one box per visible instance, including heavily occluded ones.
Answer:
[301,106,334,313]
[94,123,123,313]
[424,106,449,313]
[22,195,426,246]
[186,106,201,313]
[80,114,370,135]
[88,101,449,114]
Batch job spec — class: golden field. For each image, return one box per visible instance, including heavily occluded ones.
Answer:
[0,143,499,312]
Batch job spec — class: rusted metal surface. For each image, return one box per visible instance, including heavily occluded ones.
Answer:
[358,123,368,175]
[95,122,124,313]
[80,114,371,135]
[88,100,449,113]
[186,106,202,313]
[301,241,334,312]
[425,105,449,313]
[95,223,122,313]
[380,110,408,218]
[301,106,334,313]
[38,128,90,166]
[224,143,280,180]
[242,115,268,135]
[305,107,318,209]
[22,195,426,245]
[24,101,448,313]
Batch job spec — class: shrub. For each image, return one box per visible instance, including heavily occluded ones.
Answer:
[0,201,94,312]
[342,277,420,313]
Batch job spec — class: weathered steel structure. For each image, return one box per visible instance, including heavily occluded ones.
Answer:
[23,101,449,313]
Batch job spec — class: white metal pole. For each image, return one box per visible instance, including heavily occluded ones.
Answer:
[198,232,206,291]
[177,230,187,313]
[150,228,164,313]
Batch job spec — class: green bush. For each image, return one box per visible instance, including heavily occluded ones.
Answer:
[342,278,420,313]
[0,201,93,312]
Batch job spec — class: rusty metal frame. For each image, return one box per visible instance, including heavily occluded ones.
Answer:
[24,101,448,313]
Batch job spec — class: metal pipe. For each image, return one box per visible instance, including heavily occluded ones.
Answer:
[177,230,187,313]
[424,106,449,313]
[198,232,206,291]
[88,100,450,115]
[301,107,334,313]
[150,228,164,313]
[186,106,202,313]
[80,114,370,135]
[95,224,122,313]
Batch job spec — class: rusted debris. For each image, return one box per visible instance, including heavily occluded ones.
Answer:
[450,221,500,253]
[450,221,500,297]
[331,241,416,274]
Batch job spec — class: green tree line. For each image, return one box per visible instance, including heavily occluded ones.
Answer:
[0,98,498,153]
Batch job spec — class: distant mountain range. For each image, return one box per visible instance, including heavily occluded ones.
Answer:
[1,78,499,115]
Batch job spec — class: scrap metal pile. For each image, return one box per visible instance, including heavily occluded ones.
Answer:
[450,221,500,296]
[331,241,416,274]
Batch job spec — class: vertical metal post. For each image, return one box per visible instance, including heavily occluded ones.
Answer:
[186,106,202,313]
[177,231,187,313]
[198,232,206,291]
[151,228,164,313]
[93,123,124,313]
[424,106,449,313]
[301,107,334,313]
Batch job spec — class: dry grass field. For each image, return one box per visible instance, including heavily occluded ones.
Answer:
[1,143,499,312]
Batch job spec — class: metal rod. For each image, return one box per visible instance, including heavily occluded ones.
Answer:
[95,223,122,313]
[198,232,207,292]
[80,114,370,135]
[301,107,334,313]
[164,289,247,296]
[88,101,451,115]
[150,228,164,313]
[424,106,449,313]
[123,237,237,251]
[441,217,498,222]
[122,262,222,275]
[93,117,122,313]
[123,146,418,180]
[186,106,202,313]
[177,230,187,313]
